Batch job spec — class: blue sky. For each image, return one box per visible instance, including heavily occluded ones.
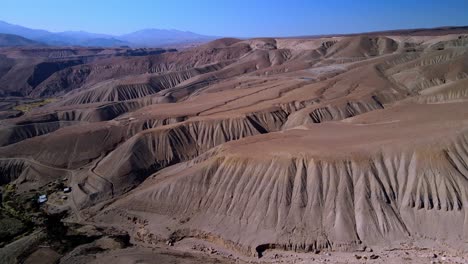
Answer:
[1,0,468,37]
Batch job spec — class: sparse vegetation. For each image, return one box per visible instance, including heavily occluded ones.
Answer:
[12,98,56,113]
[0,181,62,246]
[0,184,35,246]
[0,212,26,244]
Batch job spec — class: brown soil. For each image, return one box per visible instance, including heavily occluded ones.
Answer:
[1,27,468,263]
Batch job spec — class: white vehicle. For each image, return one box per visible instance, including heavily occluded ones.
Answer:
[38,194,47,204]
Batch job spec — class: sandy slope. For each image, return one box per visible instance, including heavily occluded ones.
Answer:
[1,29,468,263]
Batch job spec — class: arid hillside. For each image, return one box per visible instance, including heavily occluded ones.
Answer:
[1,29,468,263]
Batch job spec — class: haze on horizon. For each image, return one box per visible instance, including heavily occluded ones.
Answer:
[2,0,468,37]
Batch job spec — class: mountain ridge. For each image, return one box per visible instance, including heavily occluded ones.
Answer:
[0,33,44,47]
[0,20,216,47]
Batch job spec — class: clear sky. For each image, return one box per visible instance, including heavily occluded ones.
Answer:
[1,0,468,37]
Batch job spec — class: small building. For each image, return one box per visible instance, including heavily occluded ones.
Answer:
[38,194,47,204]
[63,187,71,193]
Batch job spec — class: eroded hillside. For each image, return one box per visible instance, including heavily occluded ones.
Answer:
[1,30,468,263]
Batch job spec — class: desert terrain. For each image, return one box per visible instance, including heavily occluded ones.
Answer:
[1,27,468,263]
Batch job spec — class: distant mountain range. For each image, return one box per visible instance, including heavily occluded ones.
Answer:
[0,20,217,47]
[0,33,44,47]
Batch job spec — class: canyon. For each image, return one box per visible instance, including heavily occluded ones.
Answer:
[1,28,468,263]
